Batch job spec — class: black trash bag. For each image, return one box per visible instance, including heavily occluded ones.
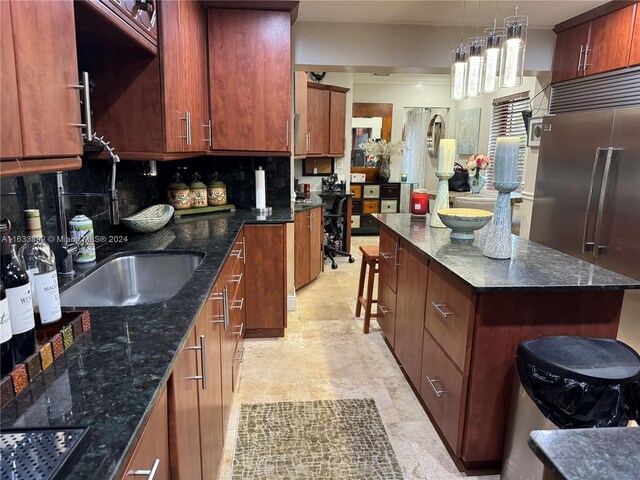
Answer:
[516,336,640,429]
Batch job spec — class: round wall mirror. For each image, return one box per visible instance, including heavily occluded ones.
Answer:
[427,113,446,158]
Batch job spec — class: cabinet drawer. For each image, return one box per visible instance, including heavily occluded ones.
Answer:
[420,329,466,454]
[378,278,397,348]
[360,215,378,230]
[425,263,475,373]
[363,185,380,198]
[350,184,362,198]
[351,215,361,229]
[363,200,379,214]
[380,199,398,213]
[381,184,399,198]
[352,200,362,214]
[379,225,399,292]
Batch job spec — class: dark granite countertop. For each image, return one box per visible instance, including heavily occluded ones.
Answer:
[373,213,640,292]
[529,428,640,480]
[0,208,294,479]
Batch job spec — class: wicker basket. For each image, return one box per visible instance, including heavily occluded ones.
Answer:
[121,204,174,233]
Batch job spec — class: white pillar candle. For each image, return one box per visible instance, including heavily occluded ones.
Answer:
[437,139,456,173]
[493,137,519,183]
[255,167,266,210]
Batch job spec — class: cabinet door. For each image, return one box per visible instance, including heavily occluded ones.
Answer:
[120,385,170,480]
[630,5,640,66]
[294,211,311,289]
[379,226,399,292]
[329,90,347,156]
[209,9,291,152]
[11,0,83,158]
[586,4,636,76]
[195,300,224,480]
[0,0,23,160]
[394,241,428,387]
[307,87,329,155]
[551,22,590,83]
[168,329,203,480]
[377,279,397,348]
[309,207,323,281]
[294,71,309,156]
[244,224,286,332]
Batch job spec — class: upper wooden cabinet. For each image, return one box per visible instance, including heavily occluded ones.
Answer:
[551,2,638,83]
[294,71,309,156]
[1,0,84,176]
[208,9,291,153]
[303,82,349,157]
[627,4,640,65]
[329,90,347,156]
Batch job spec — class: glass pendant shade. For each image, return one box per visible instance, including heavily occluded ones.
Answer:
[501,15,528,88]
[451,44,468,100]
[483,27,503,93]
[466,37,485,97]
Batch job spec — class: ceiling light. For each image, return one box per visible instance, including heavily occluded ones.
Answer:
[466,37,485,97]
[483,27,504,93]
[501,14,528,88]
[451,44,468,100]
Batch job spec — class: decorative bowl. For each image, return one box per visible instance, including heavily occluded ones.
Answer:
[121,204,174,233]
[437,208,493,244]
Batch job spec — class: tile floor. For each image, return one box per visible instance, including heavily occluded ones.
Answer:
[219,236,501,480]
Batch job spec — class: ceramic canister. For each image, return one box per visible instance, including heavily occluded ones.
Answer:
[207,173,227,206]
[189,173,208,208]
[167,173,191,210]
[68,205,96,263]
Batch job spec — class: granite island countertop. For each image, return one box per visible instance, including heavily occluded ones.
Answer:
[374,213,640,292]
[529,428,640,480]
[0,208,294,480]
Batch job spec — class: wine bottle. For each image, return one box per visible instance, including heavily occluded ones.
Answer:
[0,219,36,363]
[20,210,61,325]
[0,280,14,377]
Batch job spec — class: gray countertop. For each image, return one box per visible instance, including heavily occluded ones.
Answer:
[374,213,640,292]
[529,428,640,480]
[0,208,294,479]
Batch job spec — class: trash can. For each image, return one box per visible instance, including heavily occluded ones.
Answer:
[502,336,640,480]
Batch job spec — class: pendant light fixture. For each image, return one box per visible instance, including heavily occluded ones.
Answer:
[450,0,468,100]
[483,0,504,94]
[465,1,484,97]
[501,4,528,88]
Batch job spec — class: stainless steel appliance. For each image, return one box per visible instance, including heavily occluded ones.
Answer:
[530,106,640,350]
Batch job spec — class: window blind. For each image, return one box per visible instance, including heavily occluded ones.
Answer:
[486,92,530,191]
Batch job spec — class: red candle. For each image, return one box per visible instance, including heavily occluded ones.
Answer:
[411,189,429,215]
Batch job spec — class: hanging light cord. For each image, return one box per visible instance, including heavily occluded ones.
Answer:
[476,0,480,36]
[460,0,466,44]
[493,0,498,31]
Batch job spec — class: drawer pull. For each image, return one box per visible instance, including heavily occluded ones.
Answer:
[232,298,244,310]
[231,273,243,284]
[230,249,242,258]
[236,347,245,363]
[432,302,453,319]
[378,305,390,315]
[380,252,394,260]
[426,376,446,398]
[130,458,160,479]
[234,322,244,337]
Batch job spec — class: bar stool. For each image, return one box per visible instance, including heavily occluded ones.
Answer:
[356,245,380,334]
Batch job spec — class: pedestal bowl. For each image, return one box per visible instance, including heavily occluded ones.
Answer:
[437,208,493,244]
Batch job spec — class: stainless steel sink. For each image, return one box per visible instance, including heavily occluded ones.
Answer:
[60,253,203,307]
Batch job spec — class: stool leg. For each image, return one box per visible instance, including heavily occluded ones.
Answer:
[356,257,366,318]
[363,260,376,334]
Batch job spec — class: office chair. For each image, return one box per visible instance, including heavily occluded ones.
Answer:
[324,195,355,269]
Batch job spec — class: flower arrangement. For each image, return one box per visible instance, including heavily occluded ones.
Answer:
[359,139,406,162]
[466,154,491,173]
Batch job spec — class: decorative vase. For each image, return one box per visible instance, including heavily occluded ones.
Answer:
[378,156,391,182]
[468,171,487,194]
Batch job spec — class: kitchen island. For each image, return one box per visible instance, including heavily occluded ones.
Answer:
[373,213,640,469]
[0,209,294,479]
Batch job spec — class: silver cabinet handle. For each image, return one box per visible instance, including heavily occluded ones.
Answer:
[583,45,591,71]
[231,273,243,284]
[242,236,245,264]
[380,252,394,260]
[70,71,93,142]
[307,132,311,151]
[286,120,289,147]
[432,302,453,319]
[186,335,206,390]
[577,45,584,72]
[426,376,446,398]
[395,244,401,269]
[204,120,212,147]
[582,147,608,254]
[378,305,389,315]
[180,112,191,145]
[230,248,242,258]
[236,347,245,363]
[234,322,244,337]
[208,291,228,330]
[130,458,160,479]
[593,147,617,258]
[232,298,244,311]
[308,211,314,230]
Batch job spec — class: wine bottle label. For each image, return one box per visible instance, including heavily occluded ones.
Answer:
[34,270,61,324]
[0,297,11,344]
[6,283,35,334]
[27,268,39,310]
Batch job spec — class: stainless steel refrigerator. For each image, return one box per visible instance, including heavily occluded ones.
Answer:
[530,107,640,348]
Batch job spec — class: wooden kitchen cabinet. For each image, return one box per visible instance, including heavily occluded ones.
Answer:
[394,239,428,387]
[244,224,287,337]
[377,279,397,349]
[306,86,329,156]
[208,9,291,153]
[168,329,203,480]
[630,5,640,65]
[551,2,638,83]
[329,90,347,156]
[294,71,309,156]
[294,207,323,290]
[120,386,170,480]
[0,0,22,160]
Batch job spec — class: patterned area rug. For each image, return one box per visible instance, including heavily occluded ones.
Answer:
[232,399,404,479]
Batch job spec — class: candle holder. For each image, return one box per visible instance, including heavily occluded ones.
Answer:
[430,170,454,228]
[483,180,519,259]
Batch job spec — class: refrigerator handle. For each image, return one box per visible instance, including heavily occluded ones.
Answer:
[593,147,619,258]
[582,147,607,253]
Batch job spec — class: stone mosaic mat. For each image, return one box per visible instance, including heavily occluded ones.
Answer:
[232,398,404,479]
